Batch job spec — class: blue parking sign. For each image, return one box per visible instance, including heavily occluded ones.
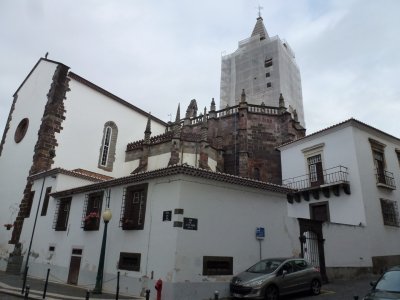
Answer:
[256,227,265,240]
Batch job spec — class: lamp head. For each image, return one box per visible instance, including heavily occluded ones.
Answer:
[102,208,112,222]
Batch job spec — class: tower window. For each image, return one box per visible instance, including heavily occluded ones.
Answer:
[266,72,270,78]
[267,82,272,88]
[265,58,273,67]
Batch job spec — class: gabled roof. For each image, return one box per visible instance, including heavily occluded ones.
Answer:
[68,72,167,126]
[51,164,292,198]
[13,57,167,126]
[29,168,113,182]
[13,58,69,97]
[251,17,269,40]
[277,118,400,150]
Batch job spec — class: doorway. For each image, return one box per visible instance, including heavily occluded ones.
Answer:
[298,218,328,282]
[67,248,82,285]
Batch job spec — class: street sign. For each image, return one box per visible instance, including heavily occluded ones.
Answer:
[256,227,265,240]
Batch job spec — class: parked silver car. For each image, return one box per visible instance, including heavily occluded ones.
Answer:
[363,266,400,300]
[230,257,322,300]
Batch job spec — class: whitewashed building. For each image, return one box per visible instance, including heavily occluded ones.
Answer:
[278,118,400,279]
[22,165,300,299]
[0,57,166,267]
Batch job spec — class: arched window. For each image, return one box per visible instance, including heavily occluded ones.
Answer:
[98,121,118,171]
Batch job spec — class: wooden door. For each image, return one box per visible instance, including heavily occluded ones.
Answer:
[67,255,81,284]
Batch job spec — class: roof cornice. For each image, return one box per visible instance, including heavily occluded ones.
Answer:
[50,165,292,198]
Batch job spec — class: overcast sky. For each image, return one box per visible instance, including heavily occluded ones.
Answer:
[1,0,399,138]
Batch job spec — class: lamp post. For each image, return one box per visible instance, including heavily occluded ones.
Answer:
[92,208,112,294]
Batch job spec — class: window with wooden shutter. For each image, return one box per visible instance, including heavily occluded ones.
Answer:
[120,184,148,230]
[54,197,71,231]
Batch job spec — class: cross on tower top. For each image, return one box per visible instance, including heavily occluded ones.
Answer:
[257,4,263,18]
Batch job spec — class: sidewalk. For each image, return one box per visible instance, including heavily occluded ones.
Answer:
[0,271,142,300]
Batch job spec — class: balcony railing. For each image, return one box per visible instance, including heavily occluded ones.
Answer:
[376,169,396,189]
[283,166,349,190]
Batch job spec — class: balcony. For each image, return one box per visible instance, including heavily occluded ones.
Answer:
[376,169,396,190]
[283,166,351,204]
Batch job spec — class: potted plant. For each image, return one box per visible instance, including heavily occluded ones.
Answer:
[84,211,99,226]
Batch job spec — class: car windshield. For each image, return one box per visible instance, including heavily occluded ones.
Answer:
[375,270,400,293]
[247,259,284,274]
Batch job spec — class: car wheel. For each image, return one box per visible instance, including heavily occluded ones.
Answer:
[264,285,279,300]
[310,279,321,295]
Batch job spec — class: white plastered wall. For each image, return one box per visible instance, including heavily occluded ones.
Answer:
[53,78,166,178]
[0,60,58,266]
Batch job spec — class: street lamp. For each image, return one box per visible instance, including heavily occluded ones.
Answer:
[92,208,112,294]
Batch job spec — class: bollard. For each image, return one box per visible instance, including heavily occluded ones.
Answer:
[24,285,30,300]
[146,289,151,300]
[21,266,29,294]
[43,268,50,299]
[214,290,219,300]
[116,271,120,300]
[86,289,90,300]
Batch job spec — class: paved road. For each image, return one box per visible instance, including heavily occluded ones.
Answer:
[279,276,377,300]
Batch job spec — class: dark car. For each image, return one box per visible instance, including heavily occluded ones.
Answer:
[230,257,322,300]
[363,266,400,300]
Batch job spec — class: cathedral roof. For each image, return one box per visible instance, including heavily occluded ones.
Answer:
[251,17,269,40]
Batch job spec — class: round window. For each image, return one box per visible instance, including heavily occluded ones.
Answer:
[14,118,29,143]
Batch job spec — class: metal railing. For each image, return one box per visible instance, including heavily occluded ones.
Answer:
[283,166,349,190]
[376,169,396,189]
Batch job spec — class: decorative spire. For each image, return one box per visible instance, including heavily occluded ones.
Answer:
[144,115,151,143]
[210,98,216,111]
[251,16,269,40]
[241,89,246,103]
[293,109,298,122]
[202,107,207,124]
[279,93,285,108]
[175,103,180,123]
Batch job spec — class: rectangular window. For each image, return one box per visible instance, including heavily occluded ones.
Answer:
[118,252,141,271]
[265,58,273,67]
[41,187,52,216]
[310,202,330,222]
[82,191,103,231]
[308,154,324,186]
[267,82,272,88]
[266,72,270,77]
[373,150,386,184]
[396,150,400,167]
[203,256,233,276]
[120,184,148,230]
[53,197,71,231]
[25,191,35,218]
[380,199,400,227]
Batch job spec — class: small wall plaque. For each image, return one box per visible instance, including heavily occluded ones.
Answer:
[183,218,198,230]
[163,211,172,221]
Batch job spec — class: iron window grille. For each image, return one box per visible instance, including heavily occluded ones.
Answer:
[119,184,148,230]
[203,256,233,276]
[380,199,400,227]
[118,252,141,271]
[81,191,104,231]
[53,197,72,231]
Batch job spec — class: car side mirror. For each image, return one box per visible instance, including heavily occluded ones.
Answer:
[370,281,376,287]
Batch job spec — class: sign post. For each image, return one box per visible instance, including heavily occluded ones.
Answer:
[256,227,265,260]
